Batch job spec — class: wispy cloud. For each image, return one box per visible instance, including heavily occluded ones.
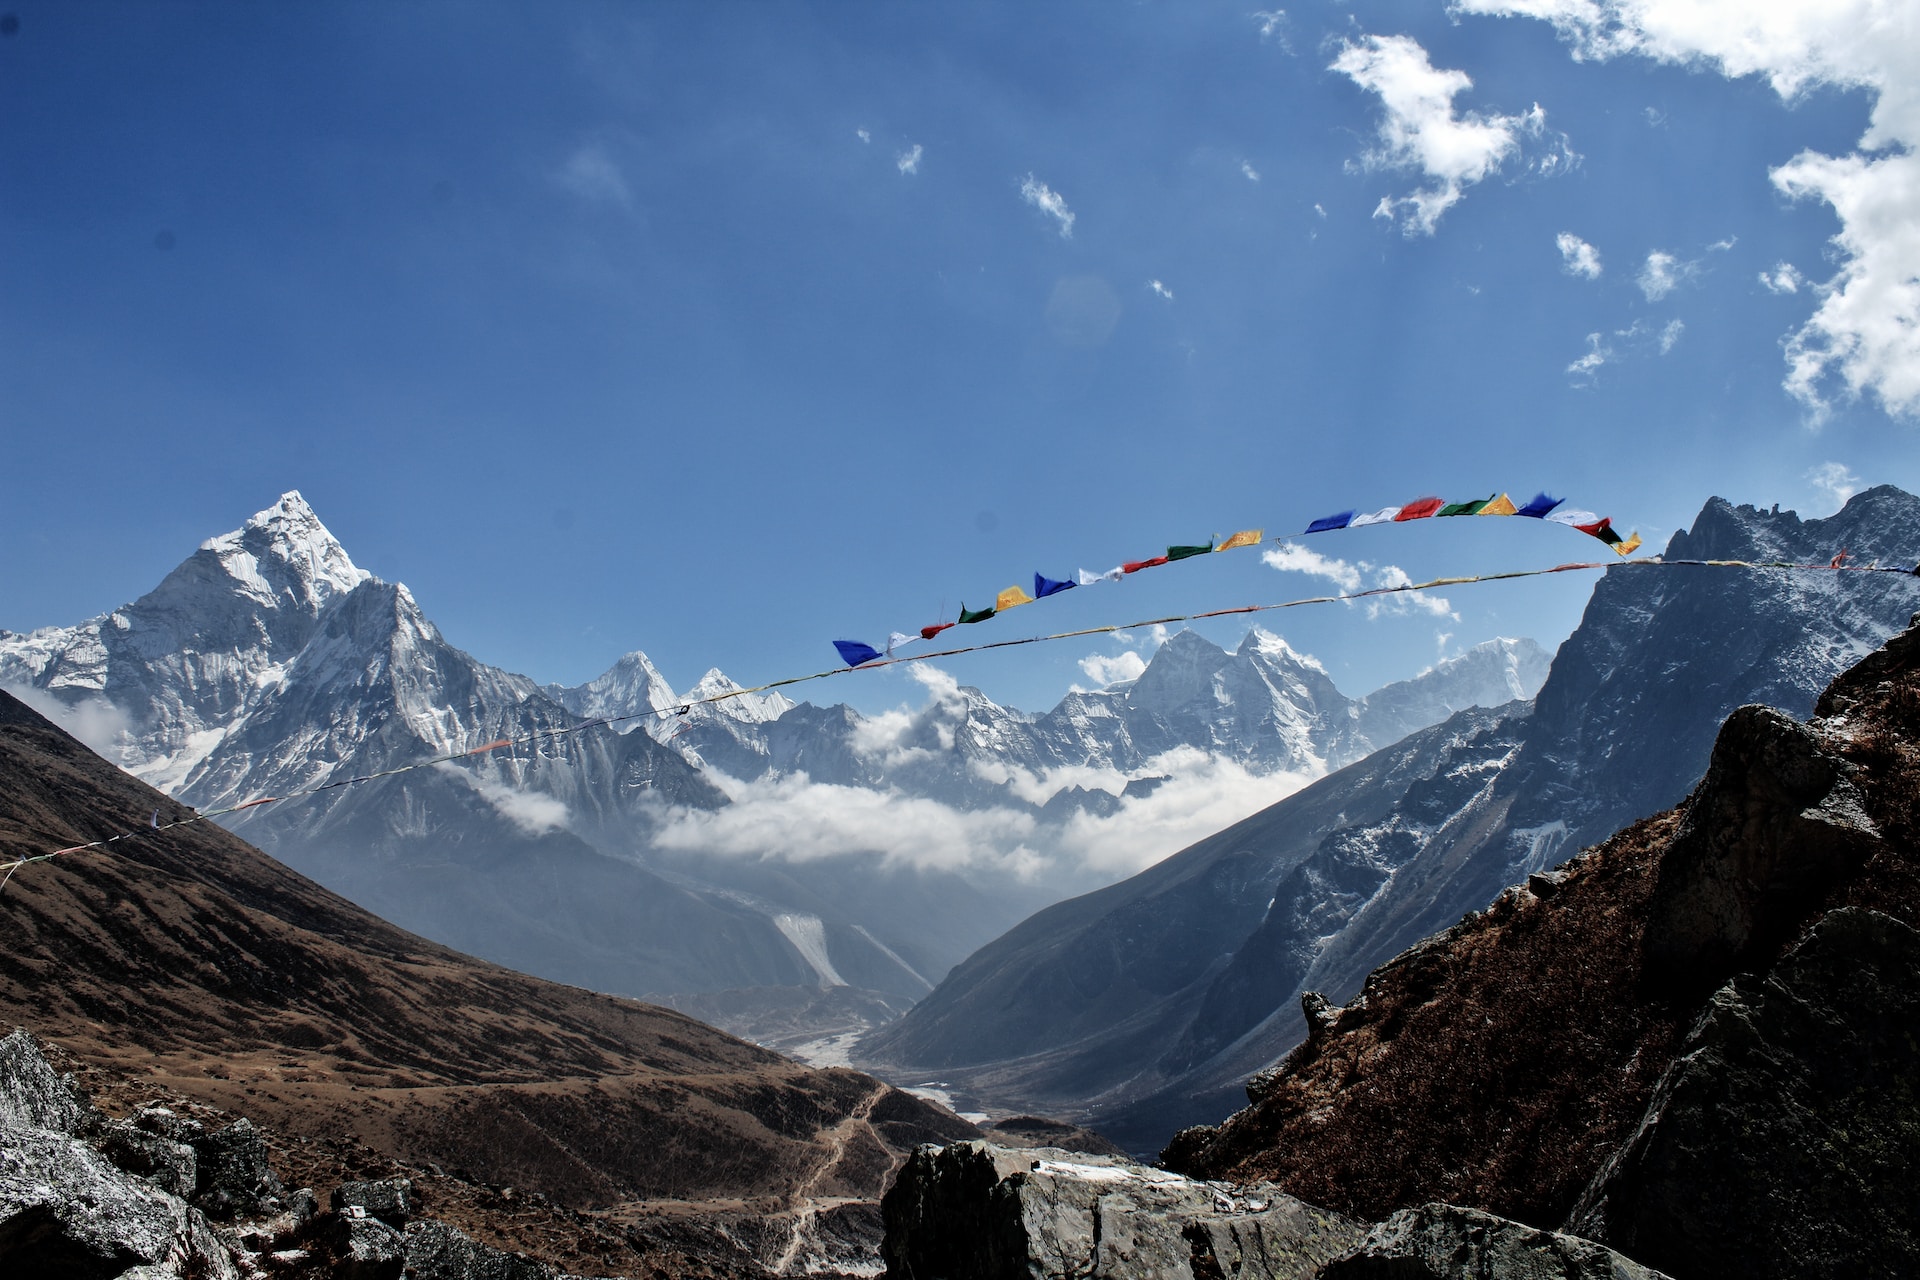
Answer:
[1262,542,1364,592]
[1252,9,1290,46]
[1262,542,1456,618]
[1079,650,1148,687]
[856,128,871,144]
[1332,33,1574,235]
[1807,461,1861,512]
[1456,0,1920,420]
[1020,174,1076,237]
[1760,263,1805,294]
[1241,160,1262,182]
[1708,235,1738,252]
[896,143,923,175]
[1567,317,1685,383]
[1148,279,1175,301]
[1557,231,1603,279]
[556,142,632,208]
[1567,332,1611,381]
[1637,249,1697,301]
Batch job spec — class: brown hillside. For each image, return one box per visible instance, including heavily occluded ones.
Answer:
[0,691,975,1219]
[1167,611,1920,1229]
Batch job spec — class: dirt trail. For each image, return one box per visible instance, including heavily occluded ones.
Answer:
[769,1082,891,1275]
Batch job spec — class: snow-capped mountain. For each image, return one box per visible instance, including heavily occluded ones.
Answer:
[0,490,1554,1044]
[860,487,1920,1152]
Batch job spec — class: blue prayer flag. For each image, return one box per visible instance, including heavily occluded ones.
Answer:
[833,640,884,667]
[1034,573,1077,599]
[1516,492,1564,519]
[1305,511,1356,534]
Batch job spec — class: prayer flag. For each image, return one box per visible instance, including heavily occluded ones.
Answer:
[1079,567,1124,585]
[1123,556,1170,573]
[1479,494,1518,516]
[1350,507,1401,526]
[958,603,996,624]
[1545,509,1600,527]
[1438,495,1496,517]
[1166,543,1213,561]
[1577,517,1623,546]
[1516,492,1564,519]
[996,585,1035,611]
[834,640,884,667]
[1615,533,1643,556]
[1034,573,1076,598]
[920,622,955,641]
[1830,549,1851,568]
[1305,511,1356,534]
[1394,497,1444,521]
[1216,529,1263,551]
[886,632,918,654]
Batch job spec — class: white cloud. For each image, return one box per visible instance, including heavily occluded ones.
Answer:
[1760,262,1805,294]
[3,685,132,759]
[1454,0,1920,420]
[1557,231,1603,278]
[1052,748,1314,876]
[856,128,871,144]
[1637,249,1697,300]
[1567,332,1611,381]
[556,143,631,208]
[1708,235,1738,251]
[1261,543,1456,617]
[1807,461,1862,511]
[1253,9,1290,44]
[1079,650,1148,687]
[443,766,572,836]
[1020,174,1076,238]
[1241,160,1262,182]
[896,143,923,175]
[1148,279,1175,300]
[847,665,966,767]
[1261,542,1364,592]
[1332,33,1573,235]
[1659,317,1685,353]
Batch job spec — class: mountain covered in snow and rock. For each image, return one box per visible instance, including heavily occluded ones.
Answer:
[859,487,1920,1151]
[0,491,1550,1047]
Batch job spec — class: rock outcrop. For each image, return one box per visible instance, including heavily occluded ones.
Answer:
[1322,1203,1669,1279]
[881,1142,1363,1280]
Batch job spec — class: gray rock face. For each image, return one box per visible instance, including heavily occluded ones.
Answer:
[1571,908,1920,1279]
[1322,1203,1670,1279]
[881,1142,1361,1280]
[403,1219,556,1280]
[0,1125,237,1280]
[326,1210,406,1280]
[332,1176,413,1227]
[0,1026,92,1136]
[97,1119,198,1199]
[190,1117,286,1219]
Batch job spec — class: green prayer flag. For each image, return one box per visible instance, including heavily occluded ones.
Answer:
[1165,543,1214,561]
[1437,495,1496,517]
[958,603,997,624]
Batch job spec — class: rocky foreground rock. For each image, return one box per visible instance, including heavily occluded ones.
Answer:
[0,1028,571,1279]
[881,1142,1668,1280]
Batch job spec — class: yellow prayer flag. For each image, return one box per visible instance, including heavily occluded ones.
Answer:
[1615,532,1643,557]
[995,585,1035,610]
[1478,494,1518,517]
[1215,529,1263,552]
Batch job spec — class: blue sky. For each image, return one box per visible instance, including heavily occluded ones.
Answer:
[3,1,1916,715]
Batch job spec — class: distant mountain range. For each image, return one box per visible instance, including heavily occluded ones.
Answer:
[0,491,1549,1036]
[858,486,1920,1152]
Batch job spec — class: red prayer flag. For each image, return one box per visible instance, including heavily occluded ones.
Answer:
[1123,556,1170,573]
[1394,497,1444,521]
[1573,516,1612,537]
[920,622,956,641]
[1831,549,1850,568]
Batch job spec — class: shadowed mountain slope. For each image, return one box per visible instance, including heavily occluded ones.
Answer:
[0,690,975,1211]
[1165,611,1920,1278]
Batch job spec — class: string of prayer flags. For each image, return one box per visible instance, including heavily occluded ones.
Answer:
[835,490,1636,664]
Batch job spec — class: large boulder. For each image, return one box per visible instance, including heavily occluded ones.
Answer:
[0,1124,238,1280]
[1571,907,1920,1279]
[402,1219,555,1279]
[332,1176,412,1227]
[1321,1203,1669,1279]
[881,1142,1361,1280]
[95,1119,198,1199]
[0,1026,92,1136]
[190,1117,286,1219]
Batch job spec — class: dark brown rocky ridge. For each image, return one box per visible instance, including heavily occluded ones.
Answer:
[0,689,978,1274]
